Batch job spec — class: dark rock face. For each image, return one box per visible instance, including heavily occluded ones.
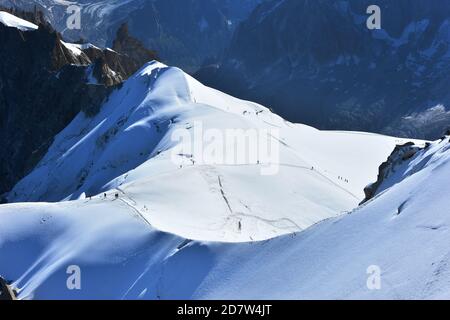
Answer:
[119,0,233,72]
[0,22,104,198]
[196,0,450,139]
[0,276,17,300]
[362,142,424,204]
[4,0,263,72]
[0,4,48,26]
[0,15,157,198]
[112,23,159,73]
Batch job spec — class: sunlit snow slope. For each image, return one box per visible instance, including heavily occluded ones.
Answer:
[6,61,415,242]
[0,136,448,299]
[0,11,38,31]
[0,61,441,300]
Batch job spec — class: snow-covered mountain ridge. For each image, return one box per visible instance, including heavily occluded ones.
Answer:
[6,61,419,243]
[1,4,447,301]
[0,125,448,299]
[0,10,37,30]
[1,0,263,71]
[1,58,447,300]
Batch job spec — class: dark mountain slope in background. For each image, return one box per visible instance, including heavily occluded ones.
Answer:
[196,0,450,139]
[0,10,157,199]
[123,0,232,72]
[6,0,448,139]
[1,0,263,72]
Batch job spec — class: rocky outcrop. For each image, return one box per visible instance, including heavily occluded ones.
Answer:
[112,23,159,72]
[0,12,157,198]
[361,142,426,203]
[0,276,17,300]
[72,25,158,87]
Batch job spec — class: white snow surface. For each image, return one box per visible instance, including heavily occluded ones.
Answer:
[1,61,445,300]
[7,61,416,242]
[1,137,448,300]
[60,41,100,56]
[60,41,84,56]
[0,11,38,31]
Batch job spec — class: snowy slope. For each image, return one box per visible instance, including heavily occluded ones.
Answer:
[6,61,416,242]
[0,11,38,31]
[0,136,448,300]
[2,60,441,300]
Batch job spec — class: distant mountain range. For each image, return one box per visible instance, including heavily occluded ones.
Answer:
[2,8,450,301]
[196,0,450,139]
[4,0,450,138]
[0,0,262,71]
